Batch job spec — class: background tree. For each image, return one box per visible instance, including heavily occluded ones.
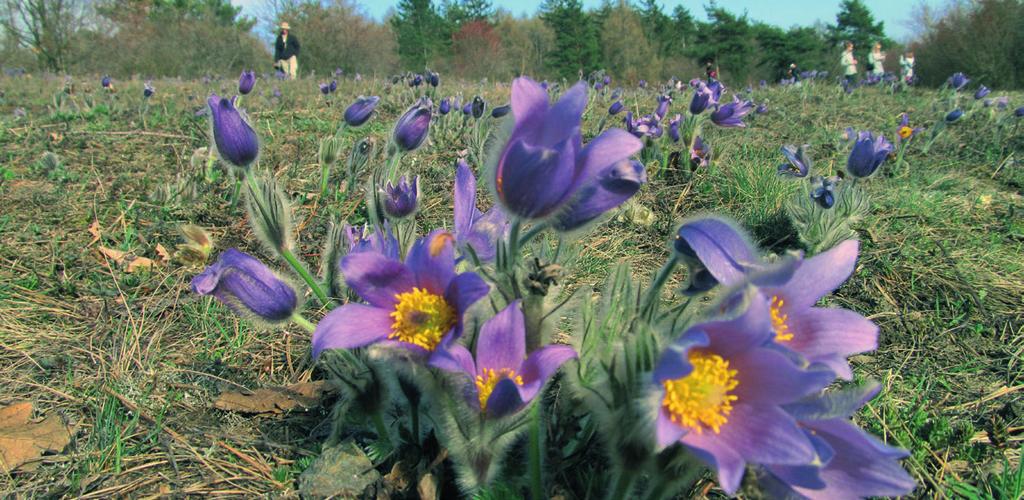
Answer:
[539,0,600,80]
[600,0,657,81]
[828,0,888,57]
[693,6,755,84]
[277,0,398,77]
[0,0,92,72]
[391,0,448,69]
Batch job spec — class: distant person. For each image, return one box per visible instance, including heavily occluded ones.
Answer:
[900,51,915,82]
[705,61,718,82]
[787,63,799,81]
[841,42,858,84]
[869,42,886,76]
[274,22,300,80]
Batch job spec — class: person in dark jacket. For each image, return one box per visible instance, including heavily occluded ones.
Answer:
[274,22,300,80]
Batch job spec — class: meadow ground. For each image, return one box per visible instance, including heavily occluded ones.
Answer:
[0,75,1022,498]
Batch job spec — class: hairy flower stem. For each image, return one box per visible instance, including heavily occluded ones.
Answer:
[640,254,679,318]
[291,314,315,333]
[608,469,636,500]
[528,402,544,500]
[372,411,391,445]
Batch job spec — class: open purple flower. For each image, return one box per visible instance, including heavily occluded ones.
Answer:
[343,96,380,127]
[319,83,330,95]
[690,136,711,170]
[455,160,508,262]
[654,289,834,494]
[312,231,490,359]
[207,93,259,168]
[846,131,893,178]
[433,301,576,417]
[675,218,877,379]
[393,97,432,152]
[655,94,672,120]
[778,144,811,177]
[550,158,647,232]
[710,96,754,128]
[238,70,256,95]
[493,77,642,219]
[668,114,682,143]
[344,222,399,261]
[974,85,990,100]
[383,175,419,219]
[689,80,723,115]
[192,249,297,322]
[763,384,916,498]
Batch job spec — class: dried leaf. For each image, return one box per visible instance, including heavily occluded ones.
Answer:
[97,246,158,273]
[87,221,101,246]
[155,244,171,263]
[213,381,331,415]
[97,246,127,263]
[0,402,72,473]
[125,256,155,273]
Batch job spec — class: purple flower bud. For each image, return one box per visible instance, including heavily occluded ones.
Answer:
[810,176,838,208]
[974,85,990,100]
[462,101,473,115]
[393,98,432,152]
[945,109,963,123]
[491,104,510,118]
[343,96,380,127]
[755,103,768,114]
[238,70,256,95]
[846,131,893,178]
[334,68,344,78]
[472,96,486,118]
[319,83,330,95]
[143,82,155,98]
[329,80,338,93]
[594,82,604,91]
[428,71,439,87]
[207,93,259,168]
[603,75,611,85]
[948,72,969,91]
[101,75,111,88]
[778,144,811,177]
[710,96,754,128]
[668,114,682,143]
[410,74,423,87]
[638,79,647,88]
[690,136,710,170]
[655,94,671,120]
[272,87,282,98]
[1015,106,1024,117]
[689,80,722,115]
[192,249,297,322]
[608,101,624,115]
[759,80,767,88]
[994,96,1009,110]
[439,98,451,115]
[383,175,420,218]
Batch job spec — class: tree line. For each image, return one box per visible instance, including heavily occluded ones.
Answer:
[2,0,1022,88]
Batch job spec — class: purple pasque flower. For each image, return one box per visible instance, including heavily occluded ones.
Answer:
[329,79,338,93]
[1016,106,1024,117]
[319,82,330,95]
[638,79,647,88]
[472,96,486,118]
[778,144,811,177]
[383,175,419,219]
[689,79,723,114]
[410,73,423,87]
[343,95,380,127]
[755,102,768,114]
[192,248,297,322]
[101,75,111,88]
[312,230,490,359]
[344,222,399,261]
[603,75,611,86]
[433,301,576,417]
[810,176,838,209]
[428,71,440,87]
[493,77,642,219]
[710,95,754,128]
[759,79,768,89]
[238,70,256,95]
[608,100,624,115]
[668,114,682,143]
[272,87,282,98]
[655,94,672,120]
[455,160,508,262]
[974,85,990,100]
[690,136,711,170]
[438,97,451,115]
[207,93,259,168]
[948,72,969,90]
[594,82,604,92]
[764,384,916,498]
[625,112,663,139]
[143,82,155,98]
[846,131,893,178]
[895,113,923,144]
[675,218,876,378]
[393,97,432,152]
[334,67,344,78]
[550,158,647,231]
[945,109,964,123]
[653,287,834,494]
[491,104,511,118]
[462,101,473,115]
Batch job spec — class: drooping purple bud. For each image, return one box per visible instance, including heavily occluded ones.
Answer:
[1016,106,1024,117]
[238,70,256,95]
[945,109,964,123]
[410,74,423,87]
[603,75,611,86]
[846,131,893,178]
[101,75,111,88]
[655,94,671,120]
[343,96,380,127]
[668,114,682,143]
[974,85,990,100]
[472,96,486,118]
[393,98,432,152]
[439,98,451,115]
[608,101,624,115]
[329,80,338,93]
[207,93,259,168]
[383,175,420,218]
[491,104,511,118]
[948,72,969,91]
[143,82,155,99]
[319,82,330,95]
[191,249,297,322]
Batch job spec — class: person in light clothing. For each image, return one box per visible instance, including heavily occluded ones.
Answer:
[841,42,858,84]
[869,42,886,76]
[900,51,915,83]
[274,22,300,80]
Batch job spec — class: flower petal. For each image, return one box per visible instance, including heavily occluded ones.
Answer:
[770,240,859,310]
[429,340,476,376]
[454,160,476,237]
[787,307,878,380]
[539,81,587,147]
[341,251,414,308]
[485,377,526,418]
[675,217,760,285]
[444,272,490,318]
[653,330,709,383]
[519,344,577,401]
[656,407,688,448]
[405,230,456,295]
[311,304,392,358]
[575,128,644,185]
[732,348,835,405]
[551,159,646,231]
[475,301,526,373]
[511,77,549,130]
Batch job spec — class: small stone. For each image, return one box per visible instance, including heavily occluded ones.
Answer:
[299,441,380,498]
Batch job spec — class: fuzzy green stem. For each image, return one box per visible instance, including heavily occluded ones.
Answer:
[528,402,544,500]
[291,314,315,333]
[517,223,547,248]
[609,469,636,500]
[372,411,390,444]
[281,248,332,308]
[229,178,241,207]
[319,161,331,198]
[640,254,680,316]
[410,398,420,446]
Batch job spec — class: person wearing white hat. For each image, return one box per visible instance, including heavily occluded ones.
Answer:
[274,22,300,80]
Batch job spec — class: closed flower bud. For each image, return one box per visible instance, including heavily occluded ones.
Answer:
[846,131,893,178]
[143,82,155,98]
[945,109,964,123]
[383,175,419,219]
[329,79,337,93]
[343,95,380,127]
[192,249,297,322]
[974,85,990,100]
[428,71,440,87]
[238,70,256,95]
[207,93,259,168]
[491,104,510,118]
[608,101,624,115]
[101,75,111,88]
[319,136,341,166]
[1016,106,1024,117]
[439,98,451,115]
[393,98,432,152]
[472,96,486,118]
[347,137,375,180]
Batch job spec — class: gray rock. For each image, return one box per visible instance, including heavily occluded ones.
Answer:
[299,442,381,499]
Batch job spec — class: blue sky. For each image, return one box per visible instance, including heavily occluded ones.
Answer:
[232,0,940,41]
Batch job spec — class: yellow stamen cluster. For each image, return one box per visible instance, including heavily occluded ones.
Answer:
[898,126,913,139]
[662,352,739,434]
[389,287,456,351]
[770,295,794,342]
[476,368,524,410]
